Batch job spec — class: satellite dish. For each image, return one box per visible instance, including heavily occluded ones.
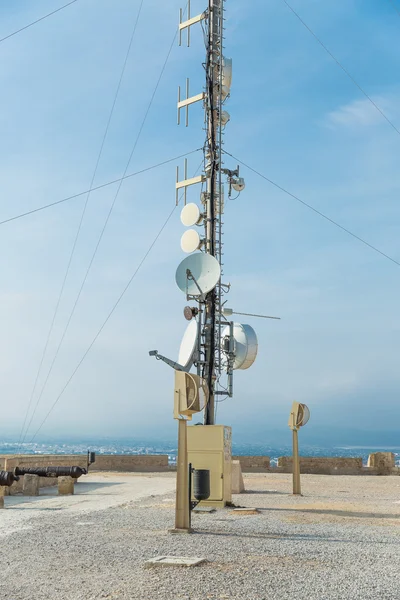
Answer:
[181,229,201,253]
[178,320,198,368]
[221,323,258,370]
[181,203,202,227]
[176,253,221,297]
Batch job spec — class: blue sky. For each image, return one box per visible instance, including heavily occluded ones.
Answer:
[1,0,400,445]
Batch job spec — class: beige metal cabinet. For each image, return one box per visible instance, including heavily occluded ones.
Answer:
[187,425,232,507]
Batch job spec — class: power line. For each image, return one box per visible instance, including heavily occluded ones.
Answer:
[29,206,176,442]
[0,149,200,228]
[29,158,204,442]
[18,1,145,447]
[24,15,187,440]
[282,0,400,137]
[15,148,201,440]
[226,151,400,269]
[0,0,79,44]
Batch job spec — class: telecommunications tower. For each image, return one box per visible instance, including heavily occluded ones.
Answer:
[150,0,264,423]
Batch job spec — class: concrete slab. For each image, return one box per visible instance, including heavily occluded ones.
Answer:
[192,506,216,513]
[144,556,206,568]
[168,528,193,534]
[231,508,259,515]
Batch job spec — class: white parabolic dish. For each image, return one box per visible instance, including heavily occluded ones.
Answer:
[178,320,198,368]
[180,203,202,227]
[175,253,221,296]
[181,229,201,253]
[222,323,258,370]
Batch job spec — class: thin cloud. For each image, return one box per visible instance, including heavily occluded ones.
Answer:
[325,96,395,129]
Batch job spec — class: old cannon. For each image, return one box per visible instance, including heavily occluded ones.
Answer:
[14,466,87,479]
[0,471,20,487]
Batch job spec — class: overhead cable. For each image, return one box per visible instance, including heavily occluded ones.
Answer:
[18,1,145,447]
[282,0,400,137]
[226,151,400,269]
[18,149,202,441]
[0,1,79,44]
[29,159,203,442]
[0,149,201,228]
[25,13,189,440]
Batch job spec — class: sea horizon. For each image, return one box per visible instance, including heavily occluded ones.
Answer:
[1,438,399,467]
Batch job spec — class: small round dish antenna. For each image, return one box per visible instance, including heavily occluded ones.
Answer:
[296,404,310,428]
[184,306,198,321]
[181,229,201,253]
[176,253,221,297]
[181,203,202,227]
[178,320,198,368]
[222,323,258,370]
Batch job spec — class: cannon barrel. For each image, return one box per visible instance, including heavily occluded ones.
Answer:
[14,466,87,479]
[0,471,20,487]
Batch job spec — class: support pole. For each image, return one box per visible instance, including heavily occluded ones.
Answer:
[172,418,192,532]
[292,428,301,495]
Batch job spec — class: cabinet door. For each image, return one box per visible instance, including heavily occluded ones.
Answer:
[188,451,223,501]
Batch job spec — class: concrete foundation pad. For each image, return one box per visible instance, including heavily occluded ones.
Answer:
[192,506,216,513]
[144,556,206,568]
[231,508,259,515]
[168,528,193,534]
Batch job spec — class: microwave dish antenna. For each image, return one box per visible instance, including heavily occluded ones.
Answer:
[184,306,199,321]
[222,323,258,370]
[178,319,199,369]
[181,229,202,253]
[176,253,221,297]
[181,203,203,227]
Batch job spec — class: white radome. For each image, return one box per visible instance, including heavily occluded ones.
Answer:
[180,203,202,227]
[181,229,201,253]
[222,323,258,370]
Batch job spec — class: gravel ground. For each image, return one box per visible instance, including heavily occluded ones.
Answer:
[1,473,399,600]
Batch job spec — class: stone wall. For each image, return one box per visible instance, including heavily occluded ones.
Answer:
[232,456,270,472]
[367,452,395,475]
[91,454,169,472]
[277,456,363,475]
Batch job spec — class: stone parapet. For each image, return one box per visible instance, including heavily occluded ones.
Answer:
[232,456,270,472]
[90,454,169,472]
[367,452,395,475]
[277,456,363,475]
